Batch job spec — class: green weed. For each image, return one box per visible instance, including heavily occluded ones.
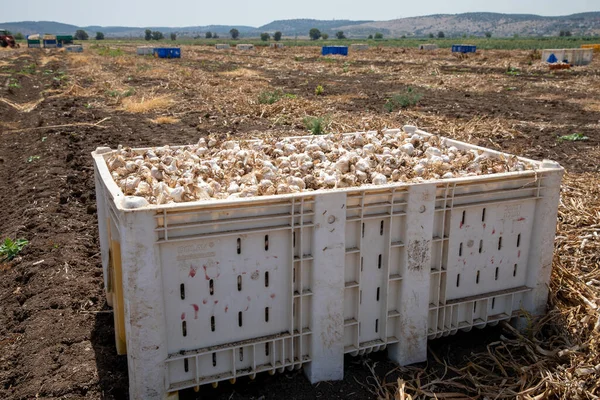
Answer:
[18,63,36,74]
[27,155,40,163]
[258,89,284,105]
[303,116,327,135]
[106,88,135,98]
[97,47,125,57]
[315,85,324,96]
[384,87,422,112]
[558,133,589,142]
[0,238,28,261]
[506,65,521,76]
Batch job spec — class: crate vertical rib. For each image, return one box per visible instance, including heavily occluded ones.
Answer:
[388,183,436,366]
[521,161,563,318]
[304,192,345,383]
[382,189,394,347]
[289,198,296,365]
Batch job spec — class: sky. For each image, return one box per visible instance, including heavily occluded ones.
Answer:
[2,0,598,27]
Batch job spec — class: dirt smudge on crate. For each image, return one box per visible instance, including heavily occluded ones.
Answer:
[407,240,430,272]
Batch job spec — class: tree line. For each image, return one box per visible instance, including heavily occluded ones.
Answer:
[7,28,580,42]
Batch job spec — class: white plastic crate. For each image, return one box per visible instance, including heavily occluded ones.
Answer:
[419,44,439,50]
[237,44,254,50]
[92,128,563,399]
[137,46,155,56]
[215,44,230,50]
[542,48,594,66]
[65,45,83,53]
[350,44,369,51]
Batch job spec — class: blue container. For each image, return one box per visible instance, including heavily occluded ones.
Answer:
[452,45,477,54]
[153,47,181,58]
[322,46,348,56]
[43,39,57,45]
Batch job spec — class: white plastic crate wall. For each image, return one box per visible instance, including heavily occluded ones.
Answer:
[92,132,562,400]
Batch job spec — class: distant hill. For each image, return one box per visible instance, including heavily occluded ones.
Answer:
[338,12,600,38]
[258,19,373,36]
[1,12,599,39]
[0,20,79,35]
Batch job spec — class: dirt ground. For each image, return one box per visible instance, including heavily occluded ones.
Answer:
[0,44,598,399]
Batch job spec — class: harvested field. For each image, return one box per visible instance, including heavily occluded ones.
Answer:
[0,44,599,399]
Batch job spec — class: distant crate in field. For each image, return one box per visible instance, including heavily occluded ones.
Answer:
[65,45,83,53]
[215,44,230,50]
[581,44,600,53]
[322,46,348,56]
[154,48,181,59]
[452,45,476,54]
[27,39,41,48]
[542,49,593,66]
[43,40,57,49]
[419,44,438,50]
[136,46,154,56]
[270,43,285,49]
[237,44,255,50]
[350,44,369,51]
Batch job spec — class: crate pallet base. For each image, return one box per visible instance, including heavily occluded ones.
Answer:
[92,128,562,399]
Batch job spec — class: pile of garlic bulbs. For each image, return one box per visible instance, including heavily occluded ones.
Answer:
[106,126,532,205]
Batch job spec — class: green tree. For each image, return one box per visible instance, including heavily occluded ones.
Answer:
[428,33,434,38]
[230,28,239,39]
[205,31,212,39]
[309,28,321,40]
[322,33,329,40]
[336,31,345,39]
[170,32,177,40]
[368,34,373,39]
[437,31,445,38]
[145,29,152,41]
[273,31,282,41]
[260,32,270,41]
[565,30,572,37]
[485,32,492,38]
[152,31,164,40]
[374,32,383,40]
[14,32,24,40]
[96,32,105,40]
[74,30,89,40]
[213,33,219,39]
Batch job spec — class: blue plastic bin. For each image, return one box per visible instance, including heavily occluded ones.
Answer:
[322,46,348,56]
[452,45,477,54]
[153,48,181,59]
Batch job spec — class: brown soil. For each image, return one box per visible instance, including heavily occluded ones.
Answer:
[0,45,598,400]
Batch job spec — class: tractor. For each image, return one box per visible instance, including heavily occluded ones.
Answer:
[0,29,19,48]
